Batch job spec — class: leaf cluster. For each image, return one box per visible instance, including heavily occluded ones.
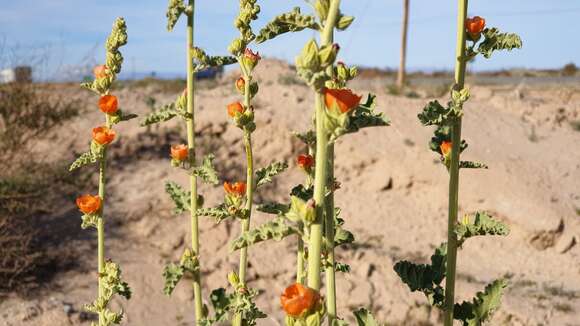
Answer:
[162,248,199,295]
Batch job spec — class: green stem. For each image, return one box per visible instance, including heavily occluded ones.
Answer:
[233,73,254,326]
[297,229,305,284]
[186,0,203,322]
[306,0,340,294]
[97,115,111,325]
[324,146,336,323]
[443,0,468,325]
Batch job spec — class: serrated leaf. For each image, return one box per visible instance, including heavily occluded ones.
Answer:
[69,151,97,171]
[193,154,219,185]
[456,212,509,245]
[478,28,522,59]
[255,7,319,43]
[256,202,290,215]
[230,216,297,251]
[166,0,186,31]
[162,263,184,296]
[197,204,231,223]
[140,103,178,126]
[346,94,390,134]
[256,161,288,187]
[393,243,447,307]
[418,100,460,126]
[454,279,508,326]
[191,47,237,73]
[290,184,313,201]
[353,308,378,326]
[460,161,488,169]
[334,226,354,246]
[165,181,190,214]
[293,130,316,147]
[335,262,351,273]
[111,109,138,125]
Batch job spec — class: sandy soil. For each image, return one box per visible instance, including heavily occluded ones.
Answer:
[1,60,579,326]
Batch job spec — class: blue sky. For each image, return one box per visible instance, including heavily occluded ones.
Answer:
[1,0,579,78]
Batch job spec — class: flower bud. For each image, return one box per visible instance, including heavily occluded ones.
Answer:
[319,43,339,67]
[465,16,485,40]
[296,154,314,171]
[224,181,247,197]
[280,283,320,317]
[170,144,189,161]
[242,48,261,71]
[324,88,362,114]
[296,39,320,71]
[98,94,118,115]
[92,126,116,145]
[235,77,245,93]
[440,141,452,157]
[76,194,102,215]
[228,38,245,55]
[227,102,245,118]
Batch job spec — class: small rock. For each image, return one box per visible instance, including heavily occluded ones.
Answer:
[380,177,393,191]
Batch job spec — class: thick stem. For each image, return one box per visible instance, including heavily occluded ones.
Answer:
[443,0,468,325]
[396,0,410,90]
[324,146,336,323]
[233,73,254,326]
[97,148,106,325]
[186,0,204,322]
[296,229,305,284]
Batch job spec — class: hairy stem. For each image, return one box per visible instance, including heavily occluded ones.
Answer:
[443,0,468,325]
[186,0,203,322]
[233,73,254,326]
[324,147,336,323]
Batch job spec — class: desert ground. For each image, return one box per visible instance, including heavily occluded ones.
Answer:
[0,60,579,326]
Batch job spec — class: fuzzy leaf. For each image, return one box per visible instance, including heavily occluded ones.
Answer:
[454,279,508,326]
[353,308,378,326]
[166,0,187,31]
[418,100,463,127]
[256,161,288,187]
[346,94,390,134]
[456,212,509,245]
[191,47,237,73]
[478,28,522,59]
[293,130,316,147]
[162,263,184,296]
[140,103,178,126]
[335,262,351,273]
[334,226,354,246]
[290,184,313,201]
[69,151,97,171]
[193,154,219,185]
[230,216,297,251]
[257,202,290,215]
[208,288,230,322]
[255,7,319,43]
[165,181,190,214]
[197,205,231,223]
[394,243,447,307]
[111,109,138,125]
[460,161,488,169]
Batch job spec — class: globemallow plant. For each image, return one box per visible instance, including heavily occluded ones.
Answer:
[139,0,226,323]
[393,1,522,325]
[227,0,390,324]
[71,18,135,326]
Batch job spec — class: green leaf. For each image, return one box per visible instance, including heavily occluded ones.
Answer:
[255,7,319,43]
[69,151,97,171]
[393,243,447,307]
[418,100,463,127]
[460,161,488,169]
[454,279,508,326]
[293,130,316,147]
[429,125,468,155]
[111,109,138,125]
[335,262,351,273]
[208,288,231,322]
[162,263,184,296]
[256,161,288,187]
[456,212,509,245]
[165,181,190,215]
[290,184,313,201]
[353,308,378,326]
[80,214,99,229]
[334,226,354,246]
[478,28,522,59]
[256,202,290,215]
[193,154,219,185]
[166,0,187,31]
[197,204,231,223]
[230,216,297,251]
[140,103,178,126]
[346,94,390,134]
[191,47,237,73]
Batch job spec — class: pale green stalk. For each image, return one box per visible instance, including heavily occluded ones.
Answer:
[96,115,111,325]
[306,0,341,295]
[233,73,255,326]
[443,0,468,325]
[324,147,336,323]
[185,0,204,322]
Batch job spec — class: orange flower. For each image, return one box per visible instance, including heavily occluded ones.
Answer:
[224,181,246,197]
[324,88,362,114]
[296,154,314,170]
[236,77,246,92]
[93,65,109,79]
[440,141,452,156]
[280,283,319,317]
[244,48,261,63]
[92,126,116,145]
[76,194,102,215]
[466,16,486,37]
[98,95,118,114]
[170,144,189,161]
[227,102,245,118]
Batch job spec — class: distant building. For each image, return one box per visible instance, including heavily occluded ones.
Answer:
[0,66,32,83]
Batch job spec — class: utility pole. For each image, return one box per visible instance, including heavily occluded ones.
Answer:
[396,0,410,90]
